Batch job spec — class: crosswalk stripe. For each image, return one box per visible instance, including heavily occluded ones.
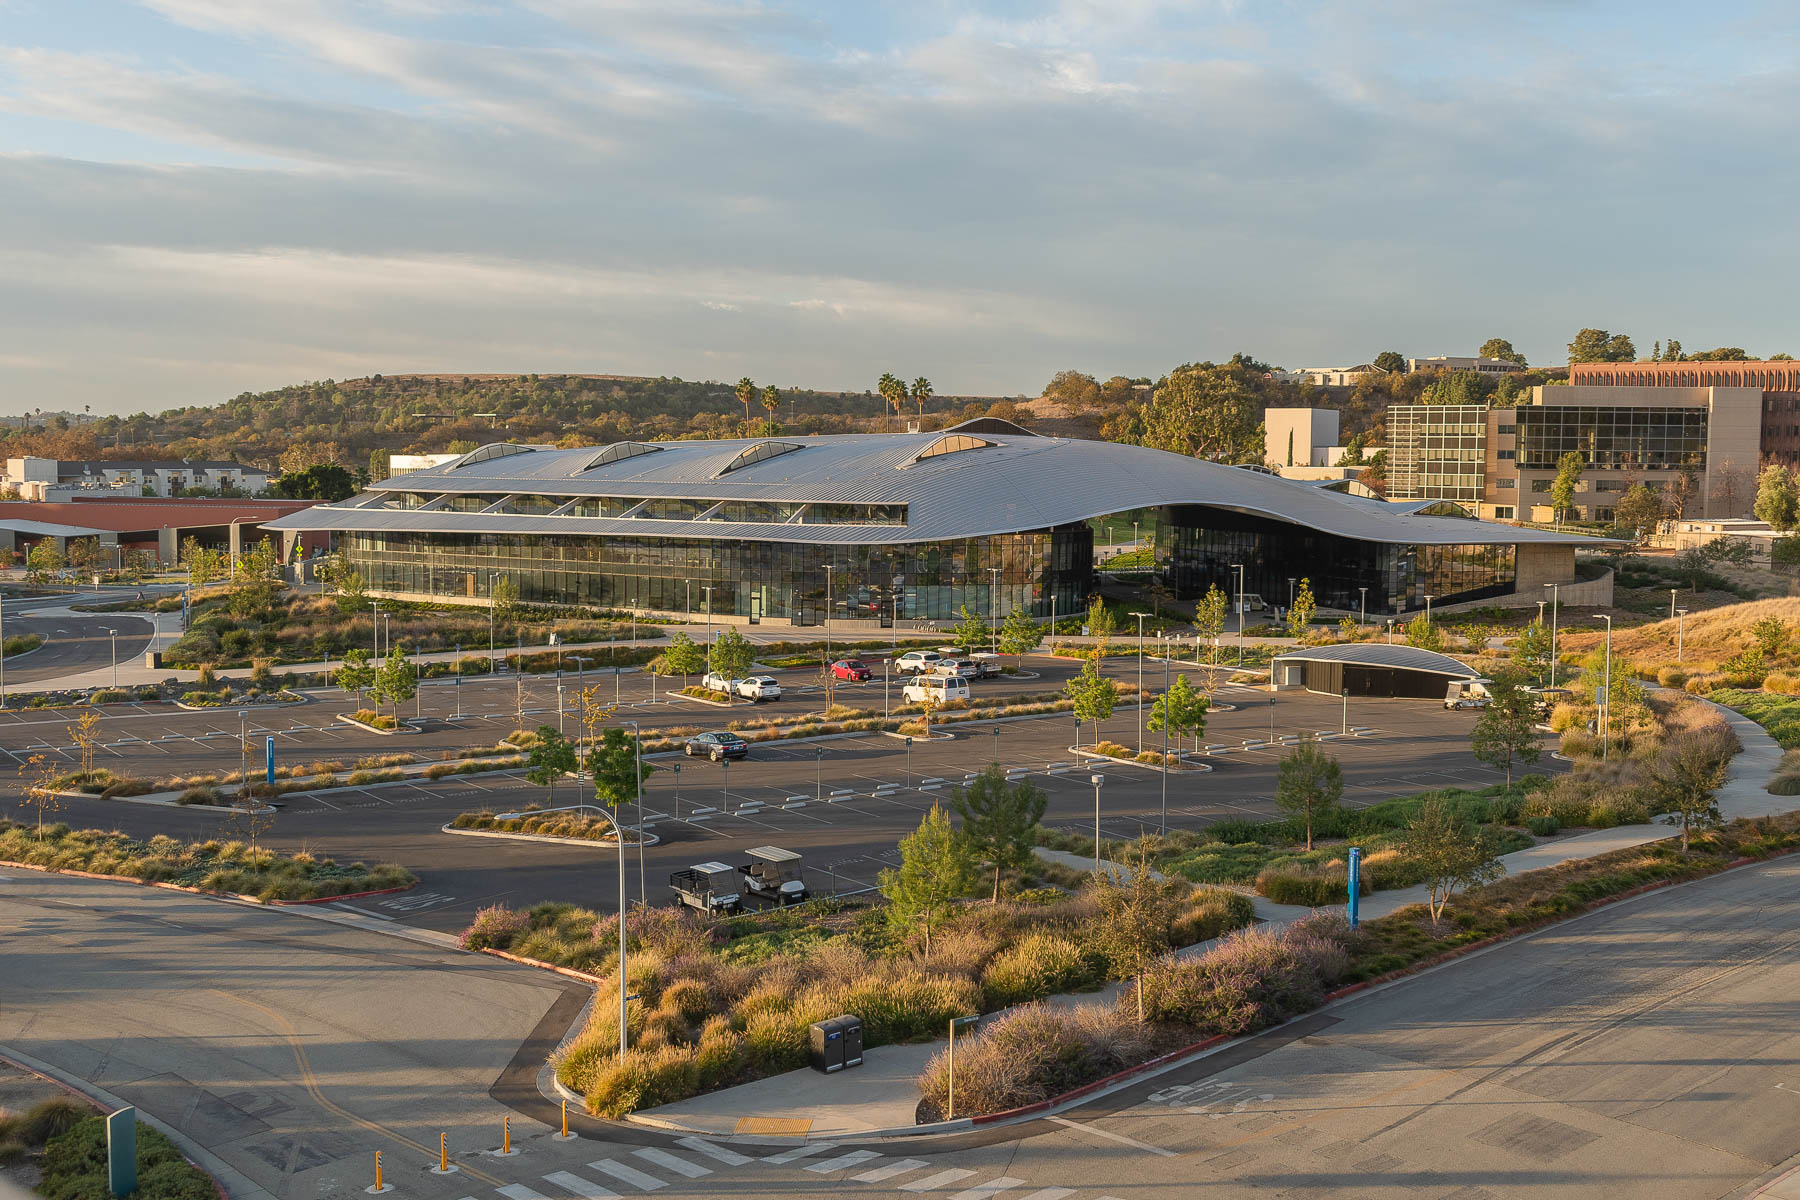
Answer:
[497,1187,551,1200]
[630,1149,709,1179]
[1015,1190,1076,1200]
[853,1159,929,1183]
[948,1180,1026,1200]
[901,1168,978,1192]
[542,1172,619,1199]
[806,1150,884,1174]
[762,1143,838,1164]
[674,1138,752,1167]
[586,1159,668,1191]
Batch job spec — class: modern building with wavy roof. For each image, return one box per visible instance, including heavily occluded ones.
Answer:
[265,419,1600,624]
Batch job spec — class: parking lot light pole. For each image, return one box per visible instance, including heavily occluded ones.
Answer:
[1160,648,1170,834]
[107,628,118,687]
[1129,611,1150,752]
[372,599,380,656]
[238,709,248,797]
[670,762,681,820]
[823,563,834,663]
[1677,607,1688,663]
[1090,774,1105,872]
[702,586,715,673]
[991,724,1000,765]
[1600,615,1613,762]
[815,746,824,802]
[988,567,1001,654]
[904,736,913,788]
[1543,583,1561,688]
[721,758,730,814]
[487,572,497,663]
[1358,587,1367,628]
[1669,588,1678,621]
[626,718,645,909]
[1231,563,1245,667]
[1341,687,1350,736]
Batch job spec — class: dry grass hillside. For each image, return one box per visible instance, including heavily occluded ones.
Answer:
[1560,596,1800,670]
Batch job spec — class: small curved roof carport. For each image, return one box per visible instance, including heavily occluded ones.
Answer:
[1271,643,1479,700]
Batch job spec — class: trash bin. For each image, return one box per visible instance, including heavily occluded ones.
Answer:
[839,1014,863,1069]
[808,1017,846,1074]
[143,651,161,669]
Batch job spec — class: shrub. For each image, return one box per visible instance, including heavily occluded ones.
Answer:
[743,1009,807,1074]
[1254,863,1360,907]
[1526,815,1560,836]
[13,1098,88,1145]
[40,1116,215,1200]
[459,904,530,951]
[1720,647,1768,688]
[175,786,223,806]
[1656,666,1688,688]
[87,688,127,705]
[1140,927,1325,1036]
[979,932,1107,1008]
[1766,671,1800,696]
[916,1003,1149,1119]
[581,1044,700,1119]
[1684,672,1724,696]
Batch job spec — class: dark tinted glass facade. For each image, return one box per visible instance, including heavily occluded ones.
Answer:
[1386,405,1487,502]
[1514,406,1706,471]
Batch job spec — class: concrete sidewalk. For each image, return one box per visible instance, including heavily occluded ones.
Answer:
[628,699,1794,1138]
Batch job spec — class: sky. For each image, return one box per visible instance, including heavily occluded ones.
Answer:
[2,0,1798,415]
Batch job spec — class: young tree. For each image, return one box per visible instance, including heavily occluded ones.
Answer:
[67,537,102,578]
[878,804,977,957]
[1286,578,1316,641]
[1085,596,1116,658]
[586,726,654,834]
[1405,614,1445,652]
[950,764,1048,902]
[1089,846,1184,1021]
[335,648,374,709]
[490,574,520,623]
[997,605,1043,667]
[25,542,64,584]
[1752,617,1789,657]
[1064,657,1118,748]
[1669,465,1699,522]
[1193,583,1229,686]
[17,753,60,840]
[1613,483,1664,538]
[525,725,577,804]
[1274,741,1342,850]
[1403,798,1505,921]
[1643,728,1732,853]
[952,604,988,655]
[372,647,417,727]
[657,630,705,685]
[1146,673,1208,756]
[1754,464,1799,532]
[1550,451,1585,525]
[69,710,103,779]
[1513,619,1552,686]
[335,567,367,614]
[1469,674,1542,786]
[709,626,755,681]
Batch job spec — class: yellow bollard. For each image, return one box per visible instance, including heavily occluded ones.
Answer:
[561,1101,568,1139]
[374,1151,383,1193]
[439,1133,448,1173]
[503,1116,511,1156]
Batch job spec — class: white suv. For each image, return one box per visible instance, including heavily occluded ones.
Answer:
[736,675,782,701]
[895,650,942,675]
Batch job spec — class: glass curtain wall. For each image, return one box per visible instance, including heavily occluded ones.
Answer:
[1514,406,1707,471]
[345,524,1093,622]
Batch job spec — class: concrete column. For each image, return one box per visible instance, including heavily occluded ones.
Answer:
[158,526,177,568]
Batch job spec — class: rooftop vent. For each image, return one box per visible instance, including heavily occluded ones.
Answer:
[899,433,997,468]
[451,443,538,468]
[583,441,663,471]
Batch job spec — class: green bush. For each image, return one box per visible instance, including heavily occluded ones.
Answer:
[1255,863,1362,907]
[582,1045,700,1119]
[1526,815,1560,836]
[980,932,1107,1008]
[175,786,223,806]
[1656,666,1688,688]
[743,1009,807,1074]
[40,1116,216,1200]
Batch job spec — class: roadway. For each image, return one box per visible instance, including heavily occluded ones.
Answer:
[0,588,158,687]
[7,663,1528,933]
[4,849,1797,1199]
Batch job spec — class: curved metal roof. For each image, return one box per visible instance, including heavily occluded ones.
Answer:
[1271,643,1478,677]
[267,421,1602,549]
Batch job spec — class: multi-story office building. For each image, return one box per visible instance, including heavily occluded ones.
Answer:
[1406,356,1527,376]
[1387,385,1761,523]
[1570,359,1800,469]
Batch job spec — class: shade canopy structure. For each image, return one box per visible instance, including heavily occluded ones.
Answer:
[1271,643,1480,699]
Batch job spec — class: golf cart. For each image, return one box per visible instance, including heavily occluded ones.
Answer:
[669,862,742,914]
[741,845,808,905]
[1444,678,1494,709]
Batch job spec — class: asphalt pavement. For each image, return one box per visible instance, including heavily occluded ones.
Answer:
[6,847,1797,1200]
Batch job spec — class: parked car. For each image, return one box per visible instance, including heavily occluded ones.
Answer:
[895,650,942,675]
[831,659,871,681]
[902,675,971,705]
[931,658,979,680]
[736,675,782,701]
[701,671,739,695]
[684,731,749,761]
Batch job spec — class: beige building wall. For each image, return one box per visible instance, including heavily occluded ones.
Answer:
[1264,408,1340,468]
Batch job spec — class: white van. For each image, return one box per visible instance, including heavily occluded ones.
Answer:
[903,675,971,705]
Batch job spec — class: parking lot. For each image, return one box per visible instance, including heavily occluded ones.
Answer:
[14,648,1539,934]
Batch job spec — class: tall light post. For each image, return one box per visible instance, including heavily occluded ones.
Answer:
[1543,583,1561,688]
[106,628,118,687]
[1340,686,1350,736]
[904,735,913,788]
[371,599,380,656]
[1358,587,1367,629]
[1677,607,1688,663]
[1129,611,1150,751]
[1287,577,1296,619]
[991,723,1000,765]
[1424,593,1435,625]
[1669,589,1677,621]
[1159,644,1170,834]
[487,571,498,663]
[625,718,646,910]
[238,709,249,797]
[702,586,715,672]
[1231,563,1245,668]
[612,719,643,1054]
[1599,615,1613,762]
[1,590,7,708]
[815,746,826,801]
[1090,773,1105,872]
[1386,618,1394,644]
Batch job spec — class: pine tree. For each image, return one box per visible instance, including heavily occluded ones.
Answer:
[1274,741,1342,850]
[950,765,1048,901]
[997,605,1044,667]
[879,804,977,956]
[1287,578,1316,641]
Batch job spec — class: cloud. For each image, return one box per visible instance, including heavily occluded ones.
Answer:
[2,0,1799,412]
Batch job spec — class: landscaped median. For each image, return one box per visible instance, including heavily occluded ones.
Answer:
[0,820,417,903]
[925,811,1800,1120]
[42,748,528,808]
[448,806,656,846]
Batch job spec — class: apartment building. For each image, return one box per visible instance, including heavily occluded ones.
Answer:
[4,456,269,499]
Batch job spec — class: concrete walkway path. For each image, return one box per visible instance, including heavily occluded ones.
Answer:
[630,697,1794,1137]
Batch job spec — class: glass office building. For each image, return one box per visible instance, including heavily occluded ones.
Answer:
[1385,405,1488,503]
[270,422,1586,621]
[1513,405,1708,472]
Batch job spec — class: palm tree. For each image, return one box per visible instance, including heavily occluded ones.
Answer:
[761,384,781,435]
[877,373,905,424]
[911,376,934,418]
[734,377,755,437]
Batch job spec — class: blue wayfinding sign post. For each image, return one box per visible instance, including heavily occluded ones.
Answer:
[106,1107,136,1198]
[1347,846,1362,928]
[265,735,275,786]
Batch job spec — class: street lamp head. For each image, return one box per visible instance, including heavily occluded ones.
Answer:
[1090,773,1105,787]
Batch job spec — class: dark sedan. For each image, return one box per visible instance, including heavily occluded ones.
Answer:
[684,731,750,761]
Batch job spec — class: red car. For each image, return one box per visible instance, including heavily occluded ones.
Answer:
[831,658,872,681]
